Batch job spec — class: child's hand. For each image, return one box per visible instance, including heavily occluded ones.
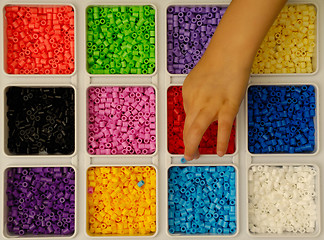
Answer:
[182,51,250,160]
[181,0,287,160]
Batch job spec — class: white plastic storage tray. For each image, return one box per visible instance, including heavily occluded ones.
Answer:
[0,0,323,240]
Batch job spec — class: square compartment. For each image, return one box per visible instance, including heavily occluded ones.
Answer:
[3,4,76,75]
[248,164,320,237]
[167,165,238,236]
[167,86,236,155]
[247,84,318,155]
[86,166,157,237]
[251,4,318,74]
[87,86,157,156]
[4,86,76,156]
[3,166,76,237]
[86,5,156,75]
[166,5,227,74]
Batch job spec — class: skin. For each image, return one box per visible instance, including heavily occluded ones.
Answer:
[183,0,287,160]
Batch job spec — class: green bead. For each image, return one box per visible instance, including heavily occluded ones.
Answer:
[93,7,99,13]
[88,57,95,65]
[87,7,93,14]
[116,62,122,68]
[94,13,100,20]
[93,51,100,58]
[147,68,154,74]
[96,59,103,65]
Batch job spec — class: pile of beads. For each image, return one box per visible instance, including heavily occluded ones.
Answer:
[6,87,75,155]
[168,166,237,235]
[86,6,156,74]
[248,85,316,154]
[248,165,318,234]
[6,167,75,236]
[167,6,226,74]
[252,4,316,74]
[88,86,156,155]
[167,86,235,154]
[5,5,75,74]
[87,166,156,235]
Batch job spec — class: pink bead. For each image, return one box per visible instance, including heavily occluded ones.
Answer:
[88,187,94,194]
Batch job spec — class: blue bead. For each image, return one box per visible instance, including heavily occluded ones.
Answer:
[180,157,187,164]
[169,227,175,234]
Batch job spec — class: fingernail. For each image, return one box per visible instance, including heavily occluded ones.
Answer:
[217,150,224,157]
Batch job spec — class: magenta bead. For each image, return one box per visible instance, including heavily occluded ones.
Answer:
[87,86,156,155]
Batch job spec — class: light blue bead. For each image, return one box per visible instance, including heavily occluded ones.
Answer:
[169,227,175,234]
[180,157,187,164]
[187,213,194,221]
[169,218,175,225]
[137,180,145,187]
[229,214,236,222]
[217,219,224,226]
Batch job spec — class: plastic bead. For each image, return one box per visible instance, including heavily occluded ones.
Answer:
[87,86,156,155]
[167,6,226,74]
[252,4,316,74]
[5,6,75,74]
[180,157,187,164]
[168,166,237,235]
[6,167,75,236]
[137,180,145,187]
[6,87,75,155]
[87,166,156,236]
[249,165,318,234]
[167,86,236,154]
[248,85,316,153]
[87,6,156,74]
